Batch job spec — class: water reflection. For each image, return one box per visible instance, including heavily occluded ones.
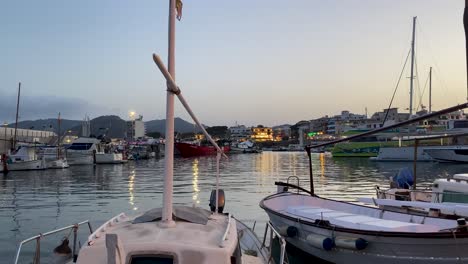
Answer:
[192,159,200,205]
[128,170,137,211]
[3,152,468,263]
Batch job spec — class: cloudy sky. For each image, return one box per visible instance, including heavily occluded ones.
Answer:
[0,0,466,126]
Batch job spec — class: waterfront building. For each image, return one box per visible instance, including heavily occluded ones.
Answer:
[126,115,146,140]
[272,124,291,141]
[370,108,410,126]
[251,125,273,142]
[0,127,56,153]
[228,125,251,141]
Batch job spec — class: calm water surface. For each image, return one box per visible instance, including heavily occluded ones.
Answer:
[2,152,468,263]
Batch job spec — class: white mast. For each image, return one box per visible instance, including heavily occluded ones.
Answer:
[161,0,176,227]
[409,16,417,118]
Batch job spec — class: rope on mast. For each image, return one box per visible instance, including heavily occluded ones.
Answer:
[382,48,411,126]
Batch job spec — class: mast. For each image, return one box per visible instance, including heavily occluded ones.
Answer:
[57,112,61,159]
[429,67,432,113]
[13,82,21,150]
[464,0,468,101]
[161,0,176,227]
[409,16,417,118]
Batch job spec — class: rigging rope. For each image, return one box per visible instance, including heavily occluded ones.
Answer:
[417,71,430,113]
[382,48,412,126]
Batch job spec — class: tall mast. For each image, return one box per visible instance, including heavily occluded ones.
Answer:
[13,82,21,150]
[464,0,468,101]
[429,67,432,113]
[409,16,417,118]
[161,0,176,227]
[57,112,61,159]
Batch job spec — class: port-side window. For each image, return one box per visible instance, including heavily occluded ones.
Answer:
[453,121,468,129]
[442,191,468,203]
[130,254,174,264]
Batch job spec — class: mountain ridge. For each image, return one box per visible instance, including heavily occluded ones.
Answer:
[8,116,201,137]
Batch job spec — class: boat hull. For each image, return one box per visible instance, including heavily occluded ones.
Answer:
[261,193,468,263]
[95,153,125,164]
[371,146,434,162]
[426,148,468,163]
[46,159,69,169]
[67,154,94,165]
[175,143,230,158]
[5,159,47,171]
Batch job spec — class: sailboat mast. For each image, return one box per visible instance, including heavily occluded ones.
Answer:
[161,0,176,227]
[464,0,468,101]
[409,16,417,118]
[13,82,21,150]
[57,112,61,159]
[429,67,432,113]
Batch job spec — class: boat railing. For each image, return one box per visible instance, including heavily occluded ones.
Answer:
[375,187,468,204]
[220,213,232,247]
[261,221,288,264]
[286,176,300,194]
[14,220,93,264]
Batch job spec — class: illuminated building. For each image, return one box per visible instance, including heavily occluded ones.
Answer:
[251,125,273,142]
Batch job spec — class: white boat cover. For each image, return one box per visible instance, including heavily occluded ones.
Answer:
[285,205,440,232]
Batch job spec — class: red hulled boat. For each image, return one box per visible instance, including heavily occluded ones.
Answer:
[175,142,230,158]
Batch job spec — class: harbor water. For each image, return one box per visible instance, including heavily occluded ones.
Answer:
[2,151,468,263]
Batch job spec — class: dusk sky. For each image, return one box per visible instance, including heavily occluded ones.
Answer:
[1,0,466,126]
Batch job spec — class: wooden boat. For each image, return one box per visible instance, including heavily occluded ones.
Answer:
[5,145,47,171]
[175,142,230,157]
[261,188,468,263]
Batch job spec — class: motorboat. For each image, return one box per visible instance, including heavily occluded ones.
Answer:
[95,153,126,164]
[230,140,262,154]
[65,137,100,165]
[370,146,434,162]
[425,146,468,163]
[367,172,468,218]
[47,158,69,169]
[95,143,127,164]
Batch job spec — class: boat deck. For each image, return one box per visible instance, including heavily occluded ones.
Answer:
[77,208,239,264]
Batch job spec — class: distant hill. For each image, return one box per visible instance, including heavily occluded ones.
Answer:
[145,117,202,134]
[9,116,202,138]
[69,115,127,138]
[8,118,81,133]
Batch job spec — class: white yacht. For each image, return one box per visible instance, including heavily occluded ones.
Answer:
[66,138,100,165]
[425,146,468,163]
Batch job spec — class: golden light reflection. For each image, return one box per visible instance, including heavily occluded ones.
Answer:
[192,159,200,205]
[128,170,137,210]
[319,153,325,178]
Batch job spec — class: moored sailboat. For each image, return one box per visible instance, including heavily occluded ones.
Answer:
[14,1,282,263]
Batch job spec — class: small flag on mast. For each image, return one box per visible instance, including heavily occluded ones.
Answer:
[176,0,183,21]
